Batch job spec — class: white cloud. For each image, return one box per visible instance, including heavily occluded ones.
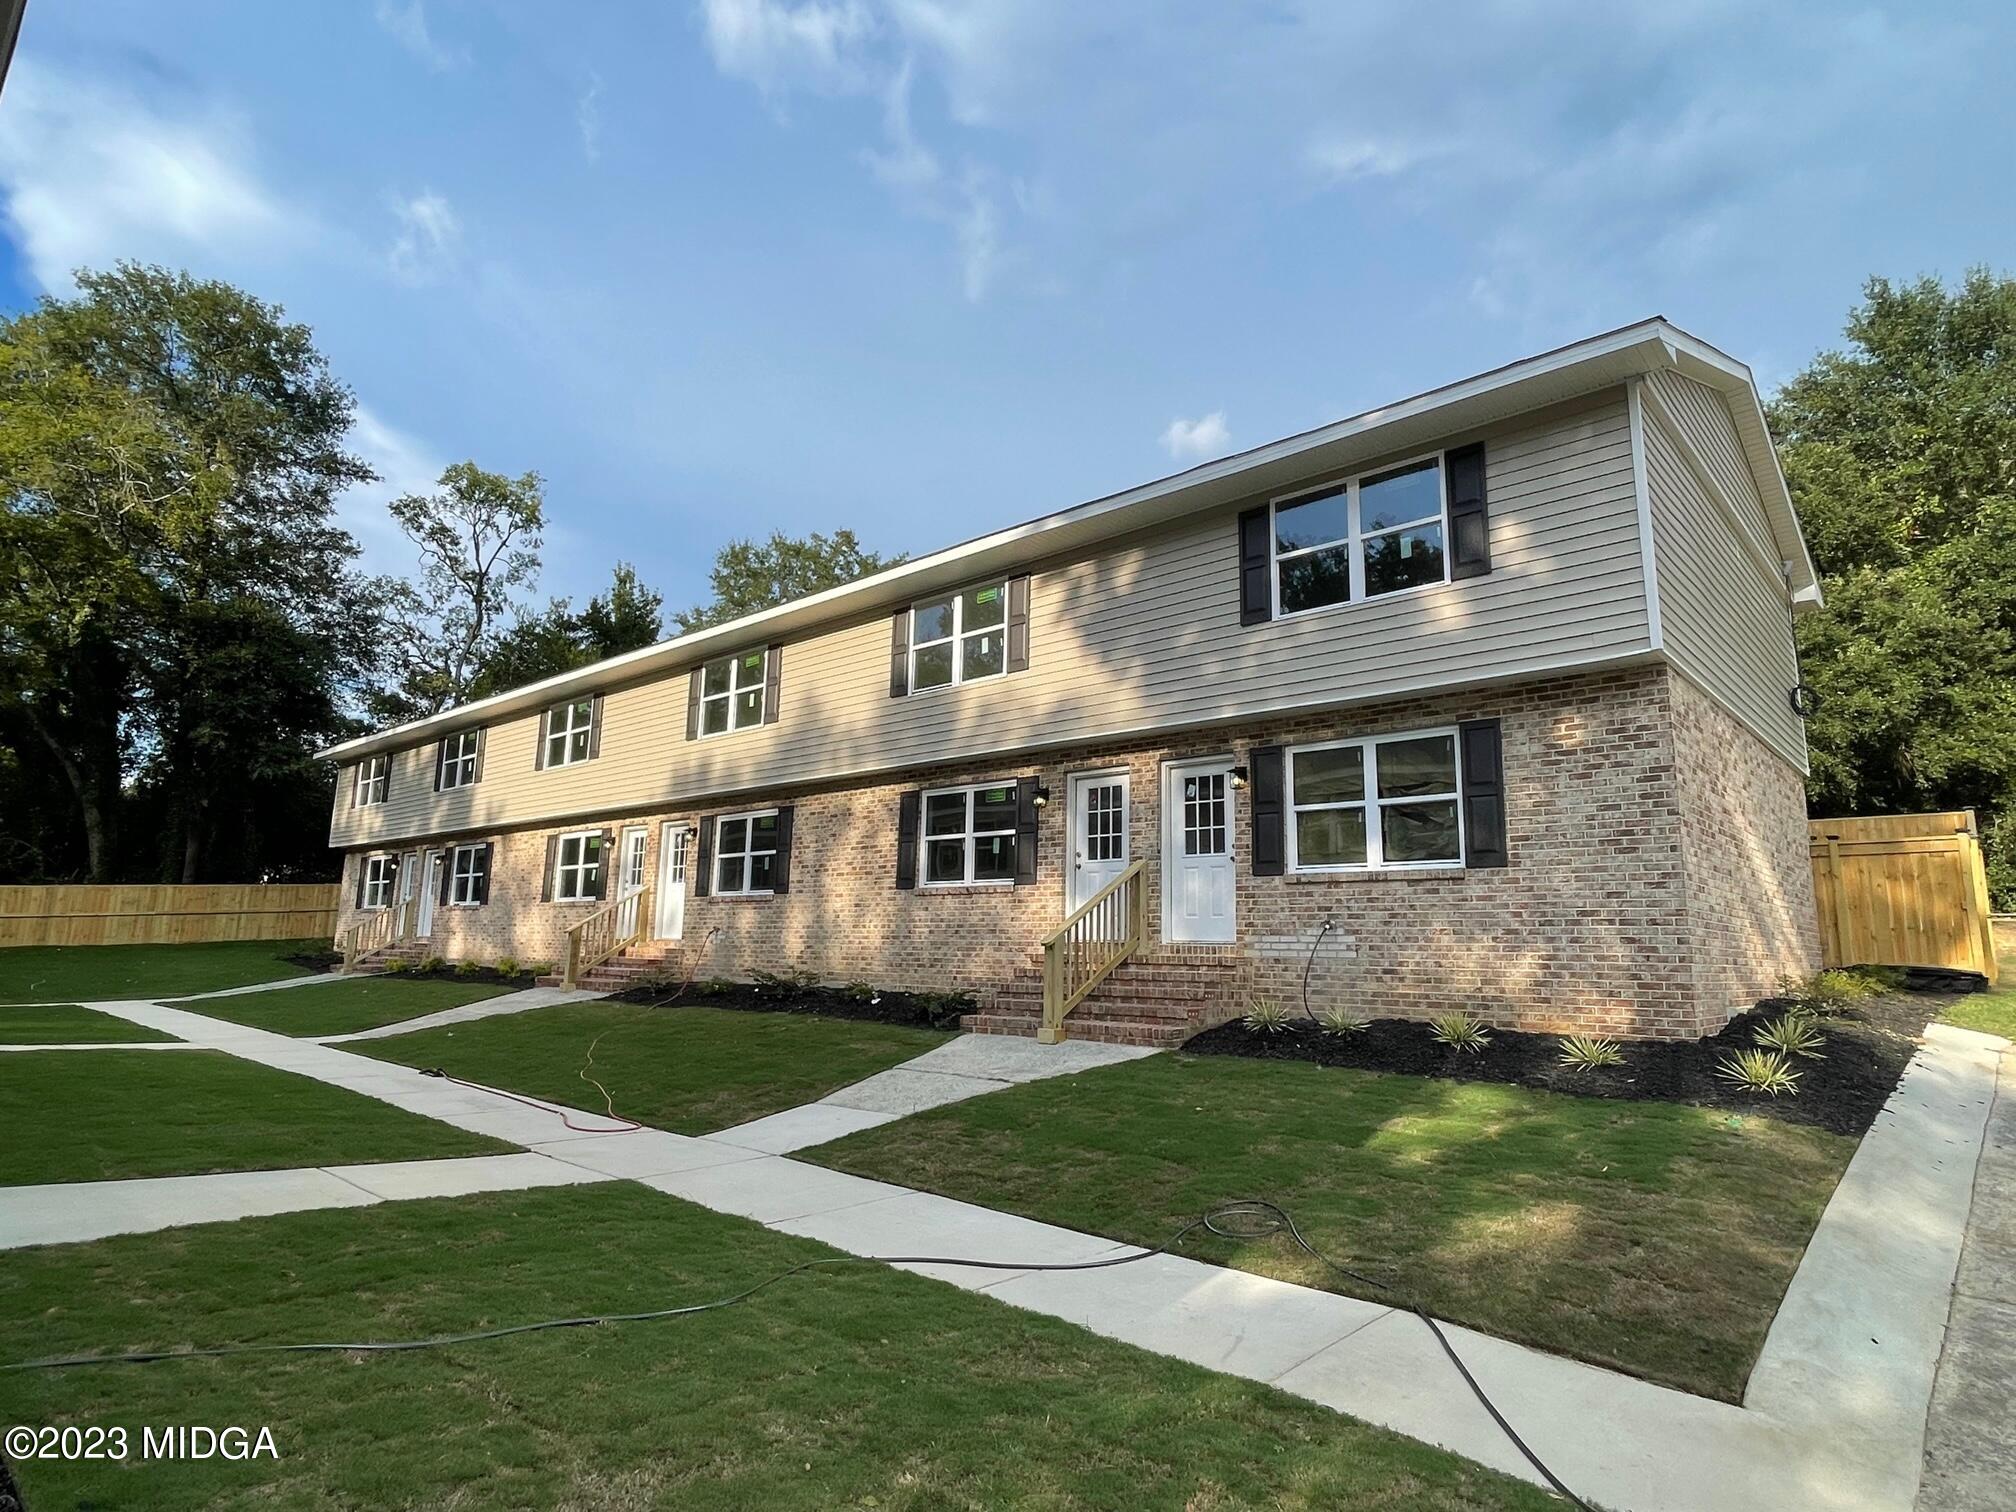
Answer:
[386,191,461,283]
[0,62,302,290]
[578,73,605,163]
[700,0,875,95]
[338,406,447,575]
[1305,136,1419,182]
[374,1,469,72]
[1160,411,1230,461]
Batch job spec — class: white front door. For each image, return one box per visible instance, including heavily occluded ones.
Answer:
[654,823,689,940]
[414,850,442,937]
[396,852,419,930]
[1165,760,1236,944]
[1068,770,1131,916]
[615,826,648,936]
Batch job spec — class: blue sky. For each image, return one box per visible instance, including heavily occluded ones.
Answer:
[3,2,2011,616]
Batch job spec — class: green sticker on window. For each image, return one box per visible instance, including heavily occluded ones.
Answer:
[976,586,999,603]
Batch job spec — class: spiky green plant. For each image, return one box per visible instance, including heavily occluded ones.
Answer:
[1556,1034,1624,1070]
[1428,1013,1490,1053]
[1754,1013,1827,1060]
[1715,1049,1801,1096]
[1243,999,1293,1034]
[1317,1007,1371,1037]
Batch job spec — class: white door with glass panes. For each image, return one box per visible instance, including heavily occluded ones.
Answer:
[1068,771,1130,915]
[414,850,442,937]
[654,823,689,939]
[396,852,419,929]
[1165,761,1235,943]
[615,826,648,937]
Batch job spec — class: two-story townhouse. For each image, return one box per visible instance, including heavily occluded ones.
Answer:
[320,319,1823,1045]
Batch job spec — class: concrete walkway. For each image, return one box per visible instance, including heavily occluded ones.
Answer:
[32,994,2011,1512]
[317,984,607,1043]
[1917,1041,2016,1511]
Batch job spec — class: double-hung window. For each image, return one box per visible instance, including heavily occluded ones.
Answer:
[544,698,594,767]
[909,582,1007,693]
[713,810,779,895]
[1273,456,1448,615]
[922,781,1018,885]
[439,730,480,789]
[552,830,603,901]
[354,754,389,807]
[361,854,396,908]
[700,650,767,735]
[448,843,489,905]
[1287,729,1463,870]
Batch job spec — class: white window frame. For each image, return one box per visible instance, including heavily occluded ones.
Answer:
[920,780,1019,887]
[439,730,480,789]
[1270,452,1450,619]
[907,581,1009,695]
[361,853,397,909]
[544,698,595,768]
[1285,726,1466,873]
[713,808,779,897]
[354,754,389,807]
[447,843,488,906]
[698,650,768,737]
[552,829,604,902]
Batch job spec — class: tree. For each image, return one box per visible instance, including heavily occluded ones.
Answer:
[470,562,665,698]
[672,529,903,633]
[382,462,545,717]
[1770,270,2016,904]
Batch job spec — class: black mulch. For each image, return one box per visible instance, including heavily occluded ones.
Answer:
[1184,992,1951,1135]
[607,979,973,1032]
[280,948,343,973]
[358,963,541,989]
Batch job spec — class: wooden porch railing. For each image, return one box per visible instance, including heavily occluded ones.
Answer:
[564,884,653,988]
[341,899,411,969]
[1039,859,1147,1044]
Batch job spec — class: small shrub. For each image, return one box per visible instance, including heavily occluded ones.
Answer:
[1557,1034,1624,1070]
[420,955,447,975]
[1317,1007,1370,1037]
[1428,1013,1491,1053]
[526,961,555,978]
[1754,1013,1827,1060]
[844,980,879,1002]
[1777,968,1882,1018]
[1716,1048,1801,1096]
[494,956,520,978]
[1243,999,1293,1034]
[454,959,485,978]
[385,957,412,974]
[699,978,735,996]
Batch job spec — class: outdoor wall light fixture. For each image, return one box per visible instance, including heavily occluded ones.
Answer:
[1228,765,1250,790]
[1031,785,1051,808]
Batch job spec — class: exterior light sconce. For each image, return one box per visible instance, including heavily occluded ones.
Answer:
[1031,785,1052,808]
[1228,764,1250,790]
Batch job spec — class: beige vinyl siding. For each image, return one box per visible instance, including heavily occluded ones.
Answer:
[332,389,1651,848]
[1640,374,1806,769]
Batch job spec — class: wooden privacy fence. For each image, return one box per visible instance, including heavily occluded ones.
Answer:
[0,884,340,949]
[1809,812,1999,984]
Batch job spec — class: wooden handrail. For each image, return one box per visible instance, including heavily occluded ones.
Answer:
[1039,859,1147,1044]
[564,883,653,988]
[342,899,411,969]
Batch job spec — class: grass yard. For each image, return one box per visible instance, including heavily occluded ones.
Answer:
[0,1004,179,1044]
[191,975,512,1038]
[0,1184,1552,1512]
[0,1051,509,1186]
[1939,935,2016,1040]
[807,1051,1857,1403]
[359,1002,948,1134]
[0,939,327,1005]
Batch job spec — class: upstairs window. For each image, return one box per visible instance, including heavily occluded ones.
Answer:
[700,650,768,735]
[910,582,1007,693]
[361,854,396,908]
[1272,457,1447,615]
[552,830,603,901]
[543,697,595,768]
[354,754,389,808]
[923,781,1018,885]
[1287,729,1463,871]
[438,729,480,789]
[714,810,779,896]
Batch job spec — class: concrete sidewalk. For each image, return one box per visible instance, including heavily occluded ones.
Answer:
[318,984,607,1043]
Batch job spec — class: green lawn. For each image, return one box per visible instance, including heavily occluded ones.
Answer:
[0,939,327,1005]
[359,1002,948,1134]
[1939,936,2016,1040]
[806,1051,1857,1403]
[0,1185,1551,1512]
[0,1003,179,1044]
[191,976,511,1038]
[0,1051,509,1186]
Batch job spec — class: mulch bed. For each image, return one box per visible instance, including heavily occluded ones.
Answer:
[608,979,973,1032]
[1184,991,1952,1135]
[281,948,343,973]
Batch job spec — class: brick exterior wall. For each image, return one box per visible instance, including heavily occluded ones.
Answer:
[333,663,1820,1040]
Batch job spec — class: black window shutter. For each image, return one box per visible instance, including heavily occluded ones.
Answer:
[594,828,614,898]
[349,765,360,809]
[1237,506,1273,625]
[438,850,455,905]
[1447,443,1492,579]
[694,819,715,897]
[895,790,920,889]
[1014,778,1039,885]
[472,728,486,784]
[535,709,550,770]
[477,842,494,905]
[1250,745,1286,876]
[587,696,605,760]
[686,668,703,740]
[540,834,559,901]
[1006,576,1031,673]
[433,741,446,792]
[772,804,795,893]
[889,610,910,698]
[380,756,393,805]
[354,855,367,909]
[1459,718,1509,867]
[764,645,783,725]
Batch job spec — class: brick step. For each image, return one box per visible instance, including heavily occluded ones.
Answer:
[1008,968,1235,994]
[986,991,1203,1024]
[958,1011,1190,1049]
[997,978,1223,1007]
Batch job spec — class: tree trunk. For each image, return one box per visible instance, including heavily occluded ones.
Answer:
[19,697,117,882]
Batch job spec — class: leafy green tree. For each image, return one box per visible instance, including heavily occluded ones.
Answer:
[672,529,903,633]
[471,562,664,698]
[1771,270,2016,904]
